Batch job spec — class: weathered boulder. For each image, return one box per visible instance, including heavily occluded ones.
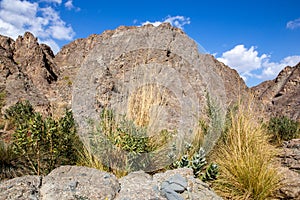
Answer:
[0,175,41,200]
[110,168,222,200]
[40,166,120,200]
[0,166,222,200]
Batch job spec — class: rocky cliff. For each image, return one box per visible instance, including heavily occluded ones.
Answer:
[0,32,55,115]
[252,62,300,121]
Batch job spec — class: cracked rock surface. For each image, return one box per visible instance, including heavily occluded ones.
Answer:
[0,166,222,200]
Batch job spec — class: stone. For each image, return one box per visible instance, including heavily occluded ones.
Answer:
[0,166,222,200]
[280,139,300,172]
[116,171,163,200]
[167,174,188,192]
[277,139,300,199]
[40,166,120,200]
[0,175,41,200]
[162,187,184,200]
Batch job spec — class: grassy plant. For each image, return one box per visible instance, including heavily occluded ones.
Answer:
[213,102,282,200]
[127,83,169,127]
[89,109,172,175]
[266,116,300,144]
[76,144,128,178]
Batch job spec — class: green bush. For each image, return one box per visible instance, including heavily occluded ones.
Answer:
[5,101,82,175]
[266,116,300,143]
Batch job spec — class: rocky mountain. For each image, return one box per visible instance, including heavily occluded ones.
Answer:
[0,32,56,115]
[252,62,300,121]
[0,24,250,116]
[0,23,298,131]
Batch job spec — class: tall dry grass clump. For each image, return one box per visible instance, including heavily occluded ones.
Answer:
[213,102,282,200]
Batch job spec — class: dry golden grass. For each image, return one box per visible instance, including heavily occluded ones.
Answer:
[213,102,282,200]
[128,83,168,127]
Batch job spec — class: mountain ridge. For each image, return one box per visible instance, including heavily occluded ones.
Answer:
[0,24,299,121]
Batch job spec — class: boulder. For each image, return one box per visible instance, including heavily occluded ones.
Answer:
[0,166,222,200]
[40,166,120,200]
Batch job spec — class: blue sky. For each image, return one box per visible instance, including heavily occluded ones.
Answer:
[0,0,299,87]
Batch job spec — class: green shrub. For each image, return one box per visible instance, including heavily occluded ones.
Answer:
[5,101,82,175]
[266,116,300,144]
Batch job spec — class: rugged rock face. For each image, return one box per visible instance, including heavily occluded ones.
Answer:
[252,63,300,121]
[0,32,60,115]
[0,166,222,200]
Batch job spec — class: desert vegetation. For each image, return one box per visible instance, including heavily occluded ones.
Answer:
[266,115,300,145]
[0,98,299,199]
[212,102,283,199]
[0,101,81,178]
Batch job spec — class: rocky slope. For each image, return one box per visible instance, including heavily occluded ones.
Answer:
[252,63,300,121]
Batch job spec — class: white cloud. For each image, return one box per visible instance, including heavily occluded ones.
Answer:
[141,15,191,29]
[217,45,300,84]
[40,0,62,4]
[64,0,80,11]
[217,45,267,74]
[0,0,75,54]
[286,18,300,30]
[260,55,300,78]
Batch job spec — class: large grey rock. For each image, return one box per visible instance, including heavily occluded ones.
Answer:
[40,166,120,200]
[0,175,41,200]
[116,171,163,200]
[72,23,228,172]
[116,168,222,200]
[154,168,222,200]
[0,166,222,200]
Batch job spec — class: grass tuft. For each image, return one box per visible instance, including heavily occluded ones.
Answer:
[213,102,282,200]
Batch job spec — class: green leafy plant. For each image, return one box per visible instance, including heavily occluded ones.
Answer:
[171,145,219,181]
[266,116,300,144]
[201,163,219,182]
[5,101,81,175]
